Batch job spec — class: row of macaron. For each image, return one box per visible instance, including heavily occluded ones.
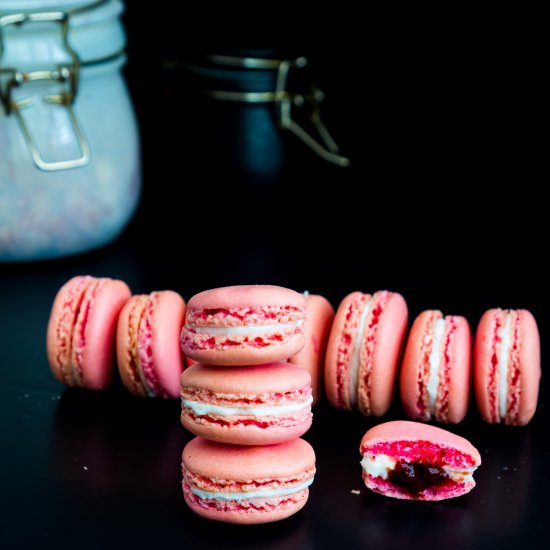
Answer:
[46,277,541,427]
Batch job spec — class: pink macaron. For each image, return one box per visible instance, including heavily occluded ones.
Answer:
[180,362,312,445]
[359,420,481,501]
[325,290,408,416]
[116,290,186,399]
[181,285,306,366]
[47,275,131,390]
[400,310,471,423]
[182,436,316,524]
[289,292,335,405]
[474,308,540,426]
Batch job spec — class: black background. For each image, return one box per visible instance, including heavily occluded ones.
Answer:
[0,4,546,549]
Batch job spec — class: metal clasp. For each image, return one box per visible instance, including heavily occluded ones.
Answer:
[188,54,350,167]
[275,57,349,167]
[0,11,90,171]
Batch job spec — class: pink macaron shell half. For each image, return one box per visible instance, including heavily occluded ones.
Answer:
[149,290,187,397]
[180,362,313,445]
[366,291,408,416]
[474,308,540,426]
[117,290,186,399]
[325,290,408,416]
[360,420,481,501]
[181,285,306,366]
[182,437,316,524]
[400,310,471,424]
[289,293,335,405]
[47,275,131,390]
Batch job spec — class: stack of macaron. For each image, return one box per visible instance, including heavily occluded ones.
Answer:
[179,285,317,524]
[47,275,188,399]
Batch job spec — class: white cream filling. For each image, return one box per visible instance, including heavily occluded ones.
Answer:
[360,453,477,483]
[349,300,371,407]
[190,477,314,501]
[426,318,446,413]
[188,320,303,336]
[498,313,512,420]
[181,395,313,417]
[360,454,396,480]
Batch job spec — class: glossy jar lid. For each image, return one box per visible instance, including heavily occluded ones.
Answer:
[0,1,96,11]
[0,0,126,66]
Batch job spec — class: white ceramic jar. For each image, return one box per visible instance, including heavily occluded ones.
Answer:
[0,0,140,261]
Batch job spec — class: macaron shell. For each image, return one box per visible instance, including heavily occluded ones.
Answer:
[400,310,436,420]
[445,316,471,423]
[46,275,94,385]
[184,338,305,367]
[180,415,313,446]
[181,362,311,394]
[324,291,364,410]
[289,294,335,405]
[183,437,315,483]
[360,420,481,464]
[516,310,541,425]
[367,291,408,416]
[183,489,309,524]
[473,309,495,422]
[116,295,148,396]
[80,279,131,389]
[187,284,306,310]
[150,291,186,398]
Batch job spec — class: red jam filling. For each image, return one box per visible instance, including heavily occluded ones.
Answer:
[388,462,448,496]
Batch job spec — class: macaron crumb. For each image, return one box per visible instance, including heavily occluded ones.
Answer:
[350,489,361,495]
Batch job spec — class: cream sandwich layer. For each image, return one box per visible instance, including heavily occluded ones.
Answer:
[189,477,314,501]
[182,395,313,417]
[349,300,372,407]
[188,320,303,335]
[360,454,477,484]
[498,313,513,420]
[426,318,446,413]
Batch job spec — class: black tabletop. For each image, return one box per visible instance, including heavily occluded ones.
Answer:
[0,8,546,550]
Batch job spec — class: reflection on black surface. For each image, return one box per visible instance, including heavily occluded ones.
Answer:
[358,494,474,547]
[474,425,532,537]
[182,505,311,550]
[52,386,187,498]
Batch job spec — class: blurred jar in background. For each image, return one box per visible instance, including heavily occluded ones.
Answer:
[0,0,140,262]
[163,42,349,191]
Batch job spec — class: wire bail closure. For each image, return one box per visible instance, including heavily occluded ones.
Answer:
[0,9,90,171]
[199,54,350,167]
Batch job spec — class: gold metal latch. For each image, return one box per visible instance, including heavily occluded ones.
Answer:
[0,9,90,171]
[179,54,350,167]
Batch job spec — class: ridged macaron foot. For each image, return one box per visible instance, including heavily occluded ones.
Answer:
[325,290,408,416]
[182,437,316,524]
[360,420,481,501]
[400,310,471,423]
[181,285,306,366]
[46,275,131,390]
[117,290,186,399]
[474,308,540,426]
[180,362,313,445]
[289,292,335,405]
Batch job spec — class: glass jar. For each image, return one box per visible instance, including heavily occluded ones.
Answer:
[0,0,140,261]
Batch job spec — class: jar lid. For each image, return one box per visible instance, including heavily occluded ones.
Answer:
[0,1,94,10]
[0,1,123,26]
[1,1,125,64]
